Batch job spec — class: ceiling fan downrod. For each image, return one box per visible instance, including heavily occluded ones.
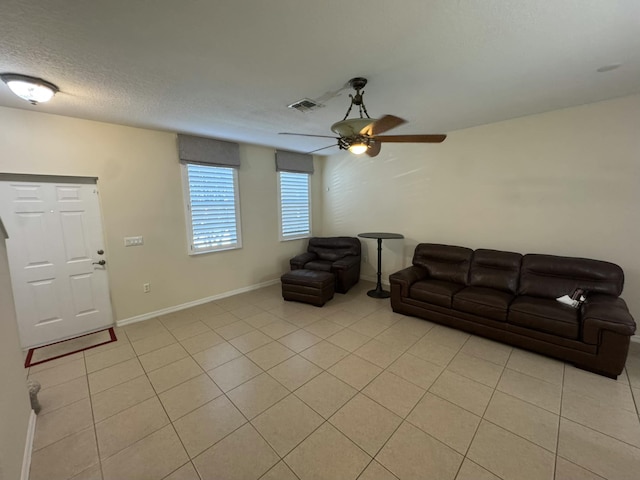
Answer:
[342,77,371,121]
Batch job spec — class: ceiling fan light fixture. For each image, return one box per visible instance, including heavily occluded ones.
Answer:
[348,143,368,155]
[280,77,446,155]
[331,118,377,137]
[1,73,59,104]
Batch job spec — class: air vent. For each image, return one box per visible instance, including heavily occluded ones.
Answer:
[287,98,323,112]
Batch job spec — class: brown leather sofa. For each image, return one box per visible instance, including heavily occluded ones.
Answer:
[290,237,361,293]
[389,244,636,378]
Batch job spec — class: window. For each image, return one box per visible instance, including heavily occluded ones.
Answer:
[182,163,241,254]
[278,171,311,240]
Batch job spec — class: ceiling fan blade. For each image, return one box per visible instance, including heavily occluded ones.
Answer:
[306,144,339,154]
[374,134,447,143]
[360,115,407,136]
[279,132,339,139]
[366,142,381,157]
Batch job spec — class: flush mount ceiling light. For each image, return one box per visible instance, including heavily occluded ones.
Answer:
[0,73,59,104]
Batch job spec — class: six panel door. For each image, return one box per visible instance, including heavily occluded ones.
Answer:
[0,180,113,347]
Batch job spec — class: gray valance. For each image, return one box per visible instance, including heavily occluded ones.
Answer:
[177,134,240,168]
[275,150,314,174]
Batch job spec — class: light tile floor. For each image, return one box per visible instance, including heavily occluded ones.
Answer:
[26,281,640,480]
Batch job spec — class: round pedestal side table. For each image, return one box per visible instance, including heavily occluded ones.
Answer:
[357,232,404,298]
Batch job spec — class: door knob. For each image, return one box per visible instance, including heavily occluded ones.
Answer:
[92,260,106,266]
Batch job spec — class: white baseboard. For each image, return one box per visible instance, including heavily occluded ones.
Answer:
[116,278,281,327]
[21,410,37,480]
[631,335,640,344]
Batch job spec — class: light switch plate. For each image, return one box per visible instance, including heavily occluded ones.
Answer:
[124,236,144,247]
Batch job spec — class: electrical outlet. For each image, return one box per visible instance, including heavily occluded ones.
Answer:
[124,236,144,247]
[143,283,150,293]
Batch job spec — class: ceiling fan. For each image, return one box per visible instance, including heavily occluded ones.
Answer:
[280,77,446,157]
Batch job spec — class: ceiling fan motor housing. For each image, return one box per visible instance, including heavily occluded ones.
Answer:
[331,118,376,137]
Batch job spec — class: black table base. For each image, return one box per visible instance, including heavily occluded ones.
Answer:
[367,288,390,299]
[358,233,404,300]
[368,237,389,298]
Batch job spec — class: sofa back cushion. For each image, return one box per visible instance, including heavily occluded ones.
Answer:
[412,244,472,284]
[470,249,522,294]
[519,254,624,298]
[308,237,361,261]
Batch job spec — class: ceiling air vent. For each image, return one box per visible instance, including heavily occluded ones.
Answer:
[287,98,323,113]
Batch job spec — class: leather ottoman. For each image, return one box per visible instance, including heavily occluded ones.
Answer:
[281,269,334,307]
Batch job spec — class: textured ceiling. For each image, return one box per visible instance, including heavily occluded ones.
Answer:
[1,0,639,155]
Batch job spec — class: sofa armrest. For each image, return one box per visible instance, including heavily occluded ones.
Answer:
[331,255,360,271]
[389,266,429,297]
[290,252,317,270]
[582,294,636,345]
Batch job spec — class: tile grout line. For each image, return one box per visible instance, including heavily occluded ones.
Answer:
[494,368,563,416]
[626,365,640,418]
[556,416,640,452]
[345,326,473,479]
[247,302,405,478]
[456,342,513,478]
[225,303,390,477]
[116,326,199,480]
[99,327,179,476]
[556,362,617,480]
[121,321,640,480]
[553,363,567,480]
[166,304,334,476]
[26,288,355,478]
[82,349,104,480]
[33,286,639,480]
[451,333,502,479]
[143,322,203,480]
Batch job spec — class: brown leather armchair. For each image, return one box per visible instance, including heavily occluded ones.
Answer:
[290,237,361,293]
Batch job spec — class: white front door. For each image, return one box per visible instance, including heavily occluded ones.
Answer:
[0,179,113,348]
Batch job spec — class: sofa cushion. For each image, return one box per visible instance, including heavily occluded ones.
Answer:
[469,249,522,294]
[519,254,624,299]
[308,237,360,261]
[508,295,580,339]
[412,244,473,284]
[304,260,333,272]
[410,279,465,308]
[281,269,334,289]
[312,248,352,261]
[453,286,514,321]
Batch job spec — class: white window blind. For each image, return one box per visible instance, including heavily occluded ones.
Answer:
[184,163,241,253]
[278,171,310,240]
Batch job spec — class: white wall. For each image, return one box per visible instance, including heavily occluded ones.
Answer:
[0,107,322,321]
[321,94,640,318]
[0,221,32,480]
[1,94,637,324]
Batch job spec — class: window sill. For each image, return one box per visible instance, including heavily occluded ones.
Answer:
[188,244,242,255]
[280,235,311,242]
